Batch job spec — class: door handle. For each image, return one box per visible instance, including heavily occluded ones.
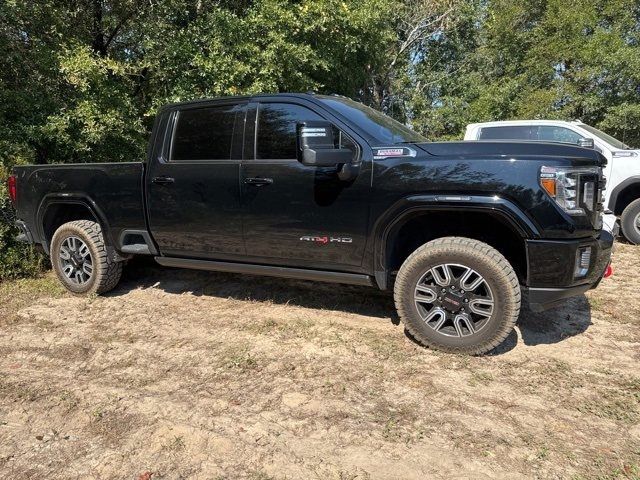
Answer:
[152,176,175,185]
[244,177,273,186]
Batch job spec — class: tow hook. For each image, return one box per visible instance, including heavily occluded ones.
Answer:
[603,263,613,279]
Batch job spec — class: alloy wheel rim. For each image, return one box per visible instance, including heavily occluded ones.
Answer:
[59,236,93,285]
[635,211,640,235]
[414,263,494,338]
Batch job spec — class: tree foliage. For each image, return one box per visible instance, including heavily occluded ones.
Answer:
[1,0,639,278]
[408,0,640,142]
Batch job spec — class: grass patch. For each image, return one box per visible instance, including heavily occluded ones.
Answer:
[221,346,260,372]
[577,391,639,424]
[0,272,66,325]
[586,243,640,326]
[163,435,186,452]
[243,316,317,341]
[468,370,494,386]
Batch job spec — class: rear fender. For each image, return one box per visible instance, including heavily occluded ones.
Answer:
[37,194,112,255]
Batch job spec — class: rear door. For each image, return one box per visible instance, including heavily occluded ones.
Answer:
[146,101,246,259]
[240,99,371,271]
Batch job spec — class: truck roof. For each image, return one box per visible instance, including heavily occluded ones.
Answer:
[160,92,325,110]
[467,119,585,129]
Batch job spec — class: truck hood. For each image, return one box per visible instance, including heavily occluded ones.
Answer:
[415,141,607,166]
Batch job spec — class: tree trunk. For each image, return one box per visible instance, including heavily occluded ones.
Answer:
[91,0,107,56]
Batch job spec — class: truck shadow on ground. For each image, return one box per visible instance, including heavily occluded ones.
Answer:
[491,295,592,354]
[113,258,592,355]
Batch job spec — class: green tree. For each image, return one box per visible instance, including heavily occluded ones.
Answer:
[409,0,640,144]
[0,0,416,278]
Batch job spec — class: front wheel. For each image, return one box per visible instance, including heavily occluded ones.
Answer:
[394,237,521,355]
[621,198,640,245]
[51,220,122,295]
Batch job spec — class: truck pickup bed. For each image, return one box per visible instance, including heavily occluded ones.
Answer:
[14,163,146,254]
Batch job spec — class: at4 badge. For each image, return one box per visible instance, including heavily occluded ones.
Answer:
[300,236,353,245]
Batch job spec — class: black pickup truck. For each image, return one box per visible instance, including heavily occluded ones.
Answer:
[9,93,613,354]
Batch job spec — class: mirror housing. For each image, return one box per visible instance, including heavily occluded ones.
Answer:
[297,121,353,167]
[301,147,353,167]
[578,137,594,149]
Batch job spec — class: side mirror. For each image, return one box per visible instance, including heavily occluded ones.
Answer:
[578,138,594,149]
[297,121,353,167]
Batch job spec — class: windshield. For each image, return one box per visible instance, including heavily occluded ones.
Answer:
[578,124,632,150]
[318,96,427,144]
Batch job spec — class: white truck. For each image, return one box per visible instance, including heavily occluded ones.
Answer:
[464,120,640,243]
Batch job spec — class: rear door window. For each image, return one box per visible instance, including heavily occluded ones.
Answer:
[478,126,538,140]
[171,104,244,161]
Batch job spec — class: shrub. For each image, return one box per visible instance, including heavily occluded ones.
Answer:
[0,169,47,281]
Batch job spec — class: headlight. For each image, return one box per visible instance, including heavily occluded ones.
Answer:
[540,166,600,216]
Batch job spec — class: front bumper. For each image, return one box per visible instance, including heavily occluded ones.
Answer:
[602,213,619,237]
[527,284,593,312]
[526,229,614,312]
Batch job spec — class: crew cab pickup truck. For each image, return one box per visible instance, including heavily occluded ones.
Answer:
[9,93,614,354]
[465,120,640,243]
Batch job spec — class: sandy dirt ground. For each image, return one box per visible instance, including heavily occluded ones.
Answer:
[0,242,639,479]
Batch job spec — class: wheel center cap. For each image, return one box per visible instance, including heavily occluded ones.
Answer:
[442,292,464,311]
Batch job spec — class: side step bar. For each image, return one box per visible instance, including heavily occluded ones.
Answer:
[154,256,375,286]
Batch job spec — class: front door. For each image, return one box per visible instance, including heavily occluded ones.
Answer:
[146,102,246,259]
[241,100,371,271]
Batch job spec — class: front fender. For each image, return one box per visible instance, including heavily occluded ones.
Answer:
[371,194,540,289]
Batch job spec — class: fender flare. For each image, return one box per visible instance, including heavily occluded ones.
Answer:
[36,193,112,254]
[608,176,640,213]
[371,194,540,289]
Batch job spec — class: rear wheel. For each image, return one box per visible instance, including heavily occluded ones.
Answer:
[51,220,122,295]
[620,198,640,245]
[394,237,521,355]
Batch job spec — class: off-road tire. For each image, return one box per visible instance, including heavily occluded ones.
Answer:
[394,237,521,355]
[51,220,122,295]
[620,198,640,245]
